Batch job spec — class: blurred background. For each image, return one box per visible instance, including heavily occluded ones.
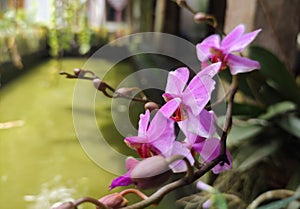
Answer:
[0,0,300,209]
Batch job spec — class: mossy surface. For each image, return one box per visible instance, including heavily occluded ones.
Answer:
[0,58,144,209]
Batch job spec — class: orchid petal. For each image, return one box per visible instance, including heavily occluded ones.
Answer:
[124,136,148,148]
[138,110,150,137]
[196,34,220,61]
[162,92,174,101]
[228,28,262,52]
[147,101,178,147]
[183,74,215,116]
[199,138,232,174]
[159,98,181,118]
[201,60,210,70]
[179,119,206,149]
[198,62,222,78]
[110,174,133,189]
[221,24,245,51]
[185,109,216,137]
[147,112,173,141]
[227,54,260,75]
[126,157,140,170]
[192,141,205,153]
[150,120,175,153]
[165,67,189,96]
[165,142,195,173]
[178,119,196,145]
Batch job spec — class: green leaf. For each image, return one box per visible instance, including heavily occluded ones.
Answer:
[259,101,296,120]
[256,192,300,209]
[278,114,300,138]
[213,193,228,209]
[228,124,263,146]
[218,69,259,101]
[245,74,284,106]
[249,46,300,106]
[232,103,265,117]
[237,142,279,171]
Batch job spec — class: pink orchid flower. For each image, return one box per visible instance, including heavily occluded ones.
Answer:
[124,98,179,158]
[110,153,189,190]
[110,157,138,189]
[193,138,232,174]
[110,156,172,189]
[163,62,221,136]
[196,24,261,75]
[124,98,194,172]
[180,121,232,174]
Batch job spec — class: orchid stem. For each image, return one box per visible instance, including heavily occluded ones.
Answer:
[59,71,94,80]
[60,71,150,103]
[74,197,108,209]
[120,189,149,201]
[173,0,196,14]
[220,75,238,163]
[206,87,232,110]
[120,156,222,209]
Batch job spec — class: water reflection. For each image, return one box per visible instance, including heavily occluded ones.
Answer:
[24,175,76,209]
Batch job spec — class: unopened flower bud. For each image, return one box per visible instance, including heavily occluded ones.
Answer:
[131,156,169,178]
[73,68,82,76]
[144,102,159,112]
[93,78,107,92]
[98,193,127,209]
[193,12,207,23]
[130,156,172,189]
[114,87,134,98]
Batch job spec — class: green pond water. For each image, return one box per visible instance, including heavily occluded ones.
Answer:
[0,58,187,209]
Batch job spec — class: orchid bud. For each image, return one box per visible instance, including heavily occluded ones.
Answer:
[131,156,169,178]
[97,193,128,209]
[73,68,82,76]
[93,78,107,92]
[114,87,134,98]
[144,102,159,112]
[130,156,172,189]
[193,12,207,23]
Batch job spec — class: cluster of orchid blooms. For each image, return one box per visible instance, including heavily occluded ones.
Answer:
[110,24,262,190]
[58,24,261,209]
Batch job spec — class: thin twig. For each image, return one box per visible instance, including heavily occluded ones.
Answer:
[220,75,238,164]
[206,87,231,110]
[172,0,196,14]
[120,189,149,200]
[74,197,108,209]
[60,71,150,103]
[59,71,94,80]
[113,92,150,103]
[121,156,222,209]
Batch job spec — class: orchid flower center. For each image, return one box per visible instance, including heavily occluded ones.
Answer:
[137,144,159,158]
[171,104,188,122]
[210,48,227,70]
